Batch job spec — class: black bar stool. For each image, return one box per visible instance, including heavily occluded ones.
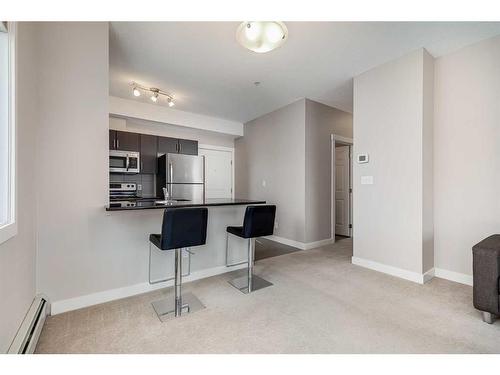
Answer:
[149,207,208,321]
[226,205,276,294]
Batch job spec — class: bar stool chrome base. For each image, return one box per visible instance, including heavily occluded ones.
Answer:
[152,292,205,322]
[228,274,273,294]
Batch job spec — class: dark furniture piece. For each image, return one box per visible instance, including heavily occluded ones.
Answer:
[225,205,276,294]
[149,207,208,321]
[139,134,158,174]
[109,130,140,151]
[158,136,198,155]
[472,235,500,324]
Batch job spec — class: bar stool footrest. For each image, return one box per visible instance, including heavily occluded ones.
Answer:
[151,292,205,322]
[228,274,273,294]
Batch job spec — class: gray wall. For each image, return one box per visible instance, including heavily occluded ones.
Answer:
[235,99,307,242]
[0,23,37,353]
[353,49,434,275]
[305,99,352,242]
[434,35,500,276]
[235,98,353,244]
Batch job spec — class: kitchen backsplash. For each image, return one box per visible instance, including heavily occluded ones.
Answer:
[109,173,156,198]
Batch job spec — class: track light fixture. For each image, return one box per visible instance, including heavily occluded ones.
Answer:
[151,89,159,102]
[130,82,175,107]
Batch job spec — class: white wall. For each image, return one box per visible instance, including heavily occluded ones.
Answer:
[0,23,37,353]
[35,22,110,303]
[109,96,243,137]
[353,49,434,278]
[305,99,352,243]
[235,100,307,242]
[110,116,235,148]
[434,35,500,277]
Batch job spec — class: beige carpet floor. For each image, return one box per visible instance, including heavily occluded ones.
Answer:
[35,238,500,353]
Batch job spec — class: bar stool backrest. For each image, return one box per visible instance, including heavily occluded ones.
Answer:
[160,207,208,250]
[242,205,276,238]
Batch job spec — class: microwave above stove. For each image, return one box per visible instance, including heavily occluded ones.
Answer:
[109,150,140,174]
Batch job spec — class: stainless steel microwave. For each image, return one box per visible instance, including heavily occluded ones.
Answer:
[109,150,140,174]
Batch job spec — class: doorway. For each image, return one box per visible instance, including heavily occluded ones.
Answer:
[331,135,353,241]
[198,145,234,199]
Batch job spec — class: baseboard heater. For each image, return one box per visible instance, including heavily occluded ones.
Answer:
[8,295,49,354]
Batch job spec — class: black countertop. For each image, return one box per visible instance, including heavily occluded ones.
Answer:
[106,198,266,211]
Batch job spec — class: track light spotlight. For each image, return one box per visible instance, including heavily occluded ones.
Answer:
[167,97,175,107]
[133,87,141,97]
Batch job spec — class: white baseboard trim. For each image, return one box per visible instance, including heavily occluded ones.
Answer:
[351,256,429,284]
[434,268,473,286]
[50,263,247,315]
[423,268,435,283]
[265,235,335,250]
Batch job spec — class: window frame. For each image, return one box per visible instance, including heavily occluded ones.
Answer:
[0,22,17,245]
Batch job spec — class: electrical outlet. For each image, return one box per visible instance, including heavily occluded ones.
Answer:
[274,221,279,229]
[137,184,142,190]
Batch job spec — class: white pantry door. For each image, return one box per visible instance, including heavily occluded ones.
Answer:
[335,146,350,236]
[199,147,233,199]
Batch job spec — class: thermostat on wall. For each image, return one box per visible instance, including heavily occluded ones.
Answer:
[357,153,369,164]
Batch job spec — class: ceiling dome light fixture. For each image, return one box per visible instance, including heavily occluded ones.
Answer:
[130,82,175,107]
[236,21,288,53]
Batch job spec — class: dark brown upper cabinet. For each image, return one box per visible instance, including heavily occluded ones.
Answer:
[139,134,158,174]
[157,136,179,155]
[114,131,140,152]
[157,136,198,156]
[178,139,198,155]
[109,130,116,150]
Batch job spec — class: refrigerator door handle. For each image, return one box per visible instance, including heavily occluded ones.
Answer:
[169,162,173,197]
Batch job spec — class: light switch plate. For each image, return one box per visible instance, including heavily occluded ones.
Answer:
[361,176,374,185]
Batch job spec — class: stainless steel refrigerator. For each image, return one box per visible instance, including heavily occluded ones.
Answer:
[156,153,205,202]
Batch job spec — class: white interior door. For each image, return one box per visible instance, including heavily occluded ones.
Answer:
[335,146,350,236]
[199,147,233,199]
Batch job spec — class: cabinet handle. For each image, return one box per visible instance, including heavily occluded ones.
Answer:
[179,143,182,153]
[117,138,120,149]
[176,142,179,152]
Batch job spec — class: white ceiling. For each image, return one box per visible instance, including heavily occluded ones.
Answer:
[109,22,500,123]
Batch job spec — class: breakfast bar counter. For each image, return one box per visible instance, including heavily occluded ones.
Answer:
[106,198,266,211]
[103,198,268,292]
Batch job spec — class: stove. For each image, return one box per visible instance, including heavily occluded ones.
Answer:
[109,183,138,201]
